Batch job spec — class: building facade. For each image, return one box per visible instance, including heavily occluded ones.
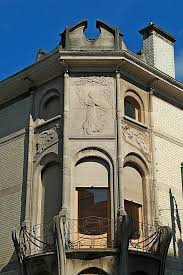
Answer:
[0,21,183,275]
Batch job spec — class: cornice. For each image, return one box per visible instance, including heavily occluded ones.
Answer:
[0,49,183,106]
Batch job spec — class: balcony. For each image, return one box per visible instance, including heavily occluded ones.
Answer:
[63,216,164,255]
[64,216,116,250]
[12,215,172,275]
[12,222,56,262]
[128,221,162,254]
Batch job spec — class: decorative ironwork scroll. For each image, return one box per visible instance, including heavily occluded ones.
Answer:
[12,222,56,259]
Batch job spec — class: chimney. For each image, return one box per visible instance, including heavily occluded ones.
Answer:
[139,23,176,78]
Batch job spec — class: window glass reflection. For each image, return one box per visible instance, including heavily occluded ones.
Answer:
[78,188,110,235]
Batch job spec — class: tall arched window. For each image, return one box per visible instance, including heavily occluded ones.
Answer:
[124,96,141,122]
[74,157,111,248]
[123,163,143,239]
[41,163,61,224]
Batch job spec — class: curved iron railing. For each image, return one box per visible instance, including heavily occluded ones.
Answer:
[12,217,163,260]
[64,217,162,254]
[13,222,56,259]
[64,216,117,249]
[128,221,162,253]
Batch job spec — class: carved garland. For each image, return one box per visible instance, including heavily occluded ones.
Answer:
[122,122,151,161]
[34,123,59,161]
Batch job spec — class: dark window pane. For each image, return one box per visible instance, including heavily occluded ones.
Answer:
[44,97,60,120]
[125,100,136,119]
[78,188,110,235]
[124,200,141,239]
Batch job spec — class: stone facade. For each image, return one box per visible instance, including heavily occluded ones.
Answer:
[0,20,182,275]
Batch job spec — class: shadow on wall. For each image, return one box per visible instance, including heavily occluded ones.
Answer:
[0,251,19,274]
[169,188,182,258]
[0,125,30,274]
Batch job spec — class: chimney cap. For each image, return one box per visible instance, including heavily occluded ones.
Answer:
[139,23,176,43]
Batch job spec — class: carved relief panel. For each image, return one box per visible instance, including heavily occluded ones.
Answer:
[121,120,151,161]
[70,76,115,137]
[34,119,60,161]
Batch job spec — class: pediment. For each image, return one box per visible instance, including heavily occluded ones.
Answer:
[60,20,126,50]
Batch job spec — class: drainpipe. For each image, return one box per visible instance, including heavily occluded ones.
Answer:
[25,89,35,226]
[149,87,159,225]
[116,70,125,217]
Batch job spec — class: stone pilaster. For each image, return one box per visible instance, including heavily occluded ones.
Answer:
[61,70,70,217]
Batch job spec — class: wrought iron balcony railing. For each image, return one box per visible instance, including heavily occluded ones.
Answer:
[64,217,162,254]
[128,221,162,254]
[64,216,116,250]
[12,216,163,263]
[12,222,56,260]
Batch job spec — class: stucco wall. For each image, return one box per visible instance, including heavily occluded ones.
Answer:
[0,96,31,274]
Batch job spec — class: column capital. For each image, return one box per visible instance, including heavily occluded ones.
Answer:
[115,66,122,77]
[149,87,155,95]
[59,58,69,75]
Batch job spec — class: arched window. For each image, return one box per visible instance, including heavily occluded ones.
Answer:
[39,89,60,121]
[74,157,111,248]
[41,163,61,224]
[123,163,143,239]
[44,96,60,120]
[124,96,141,122]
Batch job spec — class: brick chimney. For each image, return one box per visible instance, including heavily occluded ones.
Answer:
[139,23,176,78]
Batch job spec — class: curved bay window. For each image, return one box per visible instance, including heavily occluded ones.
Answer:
[124,96,141,122]
[74,157,111,248]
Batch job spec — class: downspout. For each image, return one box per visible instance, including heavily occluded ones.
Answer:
[116,66,128,275]
[24,89,35,226]
[116,69,125,216]
[149,86,159,225]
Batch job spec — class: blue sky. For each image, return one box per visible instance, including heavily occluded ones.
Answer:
[0,0,183,82]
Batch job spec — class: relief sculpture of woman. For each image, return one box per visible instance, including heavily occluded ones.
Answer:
[77,86,111,135]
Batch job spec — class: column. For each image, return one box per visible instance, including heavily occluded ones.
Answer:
[116,70,125,216]
[61,70,70,217]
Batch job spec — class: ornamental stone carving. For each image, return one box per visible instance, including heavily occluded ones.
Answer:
[122,122,151,161]
[34,123,59,160]
[70,76,114,137]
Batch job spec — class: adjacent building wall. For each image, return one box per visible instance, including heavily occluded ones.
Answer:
[0,96,31,274]
[153,95,183,274]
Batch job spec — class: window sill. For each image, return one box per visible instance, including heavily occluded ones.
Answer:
[124,115,148,130]
[35,115,62,129]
